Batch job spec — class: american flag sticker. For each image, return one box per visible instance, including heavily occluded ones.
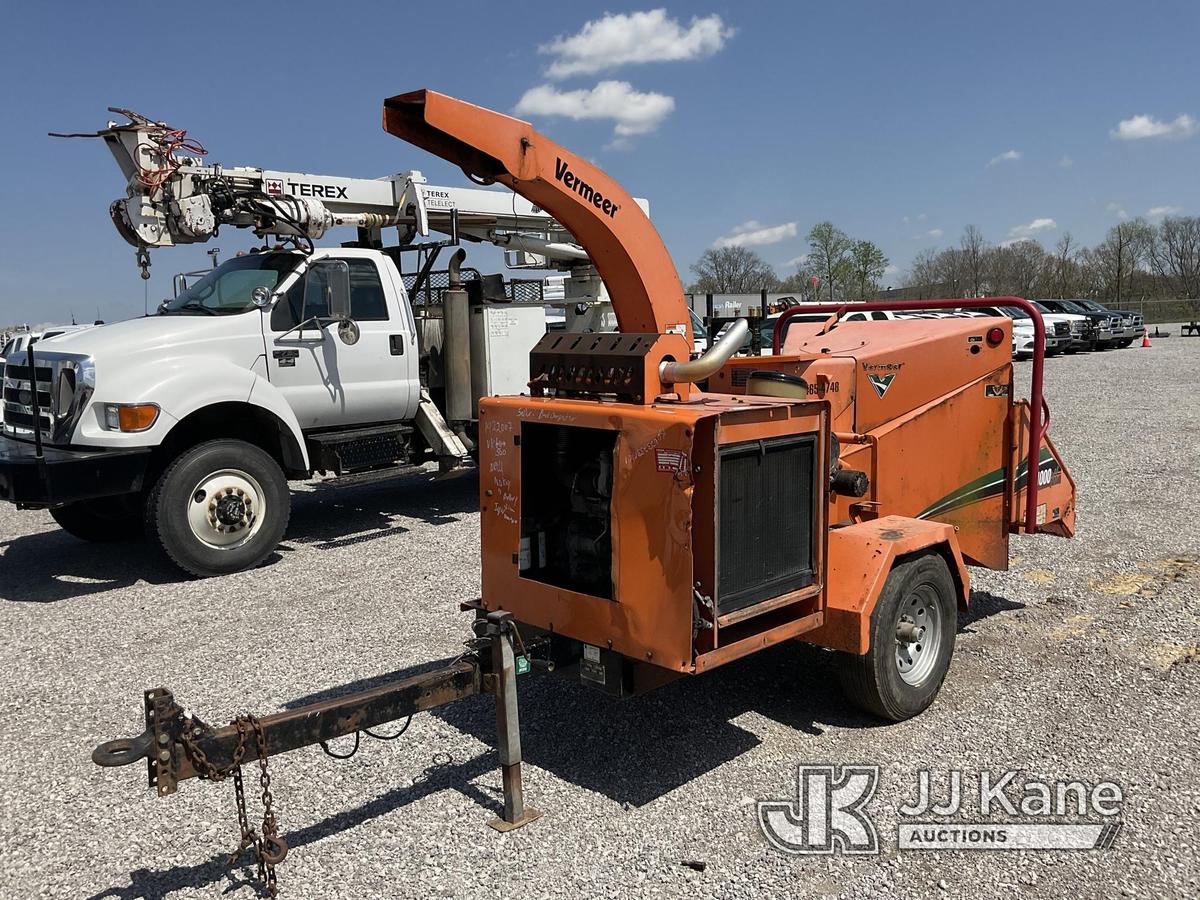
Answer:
[655,449,687,473]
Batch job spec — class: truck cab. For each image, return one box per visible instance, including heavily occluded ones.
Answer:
[0,245,543,577]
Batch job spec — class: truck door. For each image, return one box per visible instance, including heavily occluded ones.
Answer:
[265,252,419,430]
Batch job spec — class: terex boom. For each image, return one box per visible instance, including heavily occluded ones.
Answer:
[93,90,1076,894]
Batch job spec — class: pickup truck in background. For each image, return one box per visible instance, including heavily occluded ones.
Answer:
[1029,300,1092,353]
[971,304,1072,358]
[0,324,97,368]
[1037,299,1118,350]
[1094,303,1146,347]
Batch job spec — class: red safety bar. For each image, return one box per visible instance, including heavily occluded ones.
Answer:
[771,297,1048,535]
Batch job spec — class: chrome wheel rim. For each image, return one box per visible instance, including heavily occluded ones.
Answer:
[895,584,943,686]
[186,468,265,550]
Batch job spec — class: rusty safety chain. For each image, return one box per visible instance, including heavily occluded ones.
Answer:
[180,715,286,898]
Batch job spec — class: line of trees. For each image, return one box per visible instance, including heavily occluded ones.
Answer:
[689,222,889,301]
[906,217,1200,308]
[687,216,1200,314]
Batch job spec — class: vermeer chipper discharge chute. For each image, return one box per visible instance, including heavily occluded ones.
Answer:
[92,90,1076,891]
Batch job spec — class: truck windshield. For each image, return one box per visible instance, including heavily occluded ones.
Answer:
[162,253,302,315]
[999,305,1029,320]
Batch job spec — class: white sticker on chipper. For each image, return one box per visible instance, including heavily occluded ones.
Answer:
[655,449,688,473]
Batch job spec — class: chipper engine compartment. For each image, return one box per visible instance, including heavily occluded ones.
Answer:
[480,391,831,693]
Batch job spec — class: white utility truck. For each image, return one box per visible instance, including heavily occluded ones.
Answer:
[0,110,628,576]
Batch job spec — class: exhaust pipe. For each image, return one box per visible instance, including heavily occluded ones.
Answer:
[443,248,472,423]
[659,319,748,386]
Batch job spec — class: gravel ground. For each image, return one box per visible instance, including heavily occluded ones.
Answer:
[1,334,1197,900]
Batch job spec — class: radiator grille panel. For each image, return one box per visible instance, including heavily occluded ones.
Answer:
[717,435,816,614]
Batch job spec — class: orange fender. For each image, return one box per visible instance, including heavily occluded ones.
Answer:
[803,516,970,655]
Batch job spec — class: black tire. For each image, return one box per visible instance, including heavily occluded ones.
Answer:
[50,495,143,542]
[145,439,290,578]
[836,552,957,721]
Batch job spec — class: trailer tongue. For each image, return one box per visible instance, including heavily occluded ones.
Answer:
[95,611,541,890]
[92,89,1077,897]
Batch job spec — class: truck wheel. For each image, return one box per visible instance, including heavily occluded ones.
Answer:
[146,439,290,578]
[836,552,957,721]
[50,496,142,542]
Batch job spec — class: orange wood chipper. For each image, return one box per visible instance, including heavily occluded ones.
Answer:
[92,90,1076,889]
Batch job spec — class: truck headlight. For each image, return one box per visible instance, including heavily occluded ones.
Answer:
[104,402,160,432]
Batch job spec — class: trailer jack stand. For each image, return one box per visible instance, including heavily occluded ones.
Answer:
[92,611,540,892]
[481,611,542,831]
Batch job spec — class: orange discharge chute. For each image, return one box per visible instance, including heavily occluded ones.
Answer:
[382,89,691,340]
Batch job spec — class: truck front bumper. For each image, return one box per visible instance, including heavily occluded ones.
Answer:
[0,437,151,507]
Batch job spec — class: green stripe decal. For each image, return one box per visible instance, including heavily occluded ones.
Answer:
[917,448,1056,520]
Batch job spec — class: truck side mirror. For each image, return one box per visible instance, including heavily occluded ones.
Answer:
[304,260,352,321]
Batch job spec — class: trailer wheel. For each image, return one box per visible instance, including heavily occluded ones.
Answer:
[50,495,142,542]
[836,552,956,721]
[146,439,290,578]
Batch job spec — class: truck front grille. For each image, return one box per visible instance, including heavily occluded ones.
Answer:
[1053,322,1069,336]
[2,354,88,443]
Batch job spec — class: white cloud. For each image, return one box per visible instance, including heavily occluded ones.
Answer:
[1147,205,1183,218]
[1111,113,1197,141]
[901,213,927,225]
[883,264,899,276]
[926,228,944,238]
[987,149,1022,167]
[1058,155,1074,168]
[514,81,675,139]
[540,9,734,79]
[1106,202,1128,220]
[1006,217,1057,242]
[783,253,809,268]
[712,220,798,249]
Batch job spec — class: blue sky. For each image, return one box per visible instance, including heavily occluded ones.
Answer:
[1,1,1197,325]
